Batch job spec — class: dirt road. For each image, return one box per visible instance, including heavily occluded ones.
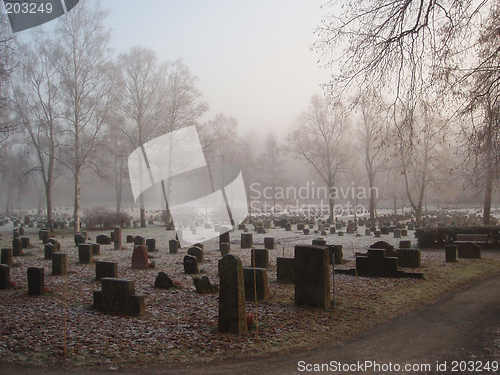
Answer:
[2,272,500,375]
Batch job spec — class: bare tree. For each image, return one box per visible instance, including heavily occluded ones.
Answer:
[116,46,167,228]
[55,0,115,232]
[258,131,285,216]
[288,95,348,221]
[10,34,63,230]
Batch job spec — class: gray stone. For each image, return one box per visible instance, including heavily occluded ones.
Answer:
[93,278,145,316]
[241,233,253,249]
[133,236,145,246]
[146,238,156,253]
[457,242,481,259]
[96,261,118,281]
[218,255,247,335]
[251,249,269,268]
[91,243,100,256]
[155,271,174,289]
[44,243,56,260]
[183,255,199,274]
[51,253,67,276]
[220,242,230,256]
[445,245,458,262]
[294,245,331,309]
[78,244,93,264]
[243,268,269,301]
[21,237,30,249]
[27,267,44,295]
[188,246,204,263]
[96,234,111,245]
[0,264,10,290]
[264,237,275,250]
[193,275,215,294]
[113,226,122,250]
[1,248,12,266]
[276,257,295,284]
[169,239,179,254]
[397,249,421,267]
[12,238,22,256]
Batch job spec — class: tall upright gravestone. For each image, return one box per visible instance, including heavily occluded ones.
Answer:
[294,245,331,309]
[218,255,247,335]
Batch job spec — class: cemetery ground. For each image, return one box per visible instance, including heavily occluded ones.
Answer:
[1,224,500,372]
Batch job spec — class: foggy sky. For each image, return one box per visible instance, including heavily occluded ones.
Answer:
[105,0,333,136]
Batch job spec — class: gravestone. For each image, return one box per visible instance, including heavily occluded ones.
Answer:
[370,241,397,257]
[126,235,134,243]
[155,271,174,289]
[401,229,408,236]
[445,245,458,262]
[219,231,230,246]
[365,228,371,236]
[338,231,344,236]
[218,255,247,334]
[93,278,145,316]
[380,227,390,235]
[169,239,179,254]
[263,220,271,229]
[47,238,61,252]
[188,246,204,263]
[330,227,336,234]
[78,244,93,264]
[183,255,199,274]
[243,268,269,301]
[374,230,381,238]
[458,242,481,259]
[241,233,253,249]
[193,275,215,294]
[40,229,49,244]
[312,238,327,246]
[13,229,20,238]
[0,264,10,290]
[396,249,421,267]
[303,229,310,235]
[193,243,204,250]
[407,223,415,230]
[134,236,145,246]
[21,237,30,249]
[264,237,275,250]
[294,245,331,309]
[330,245,344,265]
[356,249,398,277]
[297,223,305,230]
[220,242,230,256]
[146,238,156,253]
[74,233,86,245]
[347,222,356,234]
[12,238,22,256]
[285,223,292,232]
[96,261,118,281]
[277,257,295,284]
[113,226,122,250]
[251,249,269,268]
[399,240,412,249]
[257,226,266,234]
[132,245,149,270]
[280,219,289,229]
[51,253,67,276]
[91,243,100,256]
[1,248,12,266]
[394,229,401,238]
[27,267,45,295]
[96,234,111,245]
[44,243,56,260]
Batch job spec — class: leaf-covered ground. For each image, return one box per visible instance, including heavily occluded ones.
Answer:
[1,225,499,368]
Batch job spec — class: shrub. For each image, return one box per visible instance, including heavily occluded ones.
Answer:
[415,225,500,248]
[85,208,132,230]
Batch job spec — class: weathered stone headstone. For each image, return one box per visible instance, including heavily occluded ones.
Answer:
[393,229,401,238]
[445,245,458,262]
[47,238,61,252]
[93,278,145,316]
[169,239,179,254]
[330,227,336,234]
[374,230,381,238]
[27,267,45,295]
[96,234,111,245]
[91,243,100,256]
[51,253,67,276]
[78,244,93,264]
[243,268,269,301]
[264,237,275,250]
[74,233,85,245]
[12,238,22,256]
[155,271,174,289]
[257,226,266,234]
[96,261,118,281]
[297,223,305,231]
[13,229,20,238]
[126,235,134,243]
[219,231,230,247]
[21,237,30,249]
[338,231,344,236]
[401,229,408,237]
[381,227,390,235]
[285,223,292,231]
[183,254,199,274]
[370,241,397,257]
[251,249,269,268]
[330,245,344,265]
[312,238,327,246]
[277,257,295,284]
[397,249,421,267]
[347,222,356,234]
[44,243,56,260]
[294,245,331,309]
[263,219,271,229]
[131,245,149,270]
[188,246,204,263]
[458,242,481,259]
[193,275,215,294]
[218,255,247,334]
[0,264,10,290]
[365,228,371,236]
[113,226,122,250]
[146,238,156,253]
[241,233,253,249]
[40,229,49,244]
[399,240,412,249]
[1,248,12,266]
[134,236,145,246]
[220,242,230,256]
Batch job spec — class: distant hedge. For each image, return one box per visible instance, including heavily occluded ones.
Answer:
[414,226,500,248]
